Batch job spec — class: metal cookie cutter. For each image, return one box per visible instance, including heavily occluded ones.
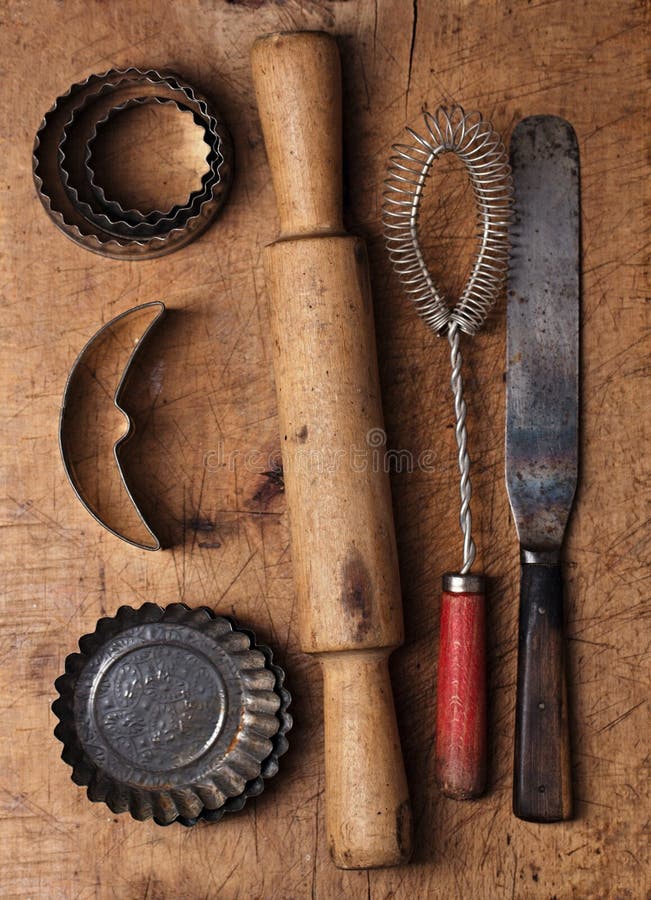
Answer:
[53,603,292,826]
[33,67,233,258]
[59,301,165,550]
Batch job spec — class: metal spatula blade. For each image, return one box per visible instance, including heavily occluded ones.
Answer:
[506,115,580,822]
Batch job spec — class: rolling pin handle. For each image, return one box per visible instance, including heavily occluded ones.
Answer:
[322,649,412,869]
[251,31,344,237]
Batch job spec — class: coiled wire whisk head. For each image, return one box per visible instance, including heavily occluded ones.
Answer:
[382,104,512,337]
[382,105,513,573]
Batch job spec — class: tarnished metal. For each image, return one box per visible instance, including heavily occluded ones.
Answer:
[52,603,292,826]
[442,572,485,594]
[33,68,232,259]
[59,301,165,550]
[383,105,513,338]
[521,548,561,566]
[505,116,580,553]
[383,105,513,575]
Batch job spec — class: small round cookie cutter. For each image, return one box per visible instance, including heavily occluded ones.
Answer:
[33,67,233,259]
[53,603,292,826]
[59,301,165,551]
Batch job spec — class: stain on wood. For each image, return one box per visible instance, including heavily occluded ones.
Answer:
[341,547,374,639]
[0,0,647,896]
[395,799,412,860]
[187,516,216,532]
[252,463,285,505]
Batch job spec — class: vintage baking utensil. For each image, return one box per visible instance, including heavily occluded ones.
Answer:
[251,32,412,869]
[383,106,512,799]
[60,301,165,550]
[33,68,232,258]
[53,603,291,825]
[506,115,580,822]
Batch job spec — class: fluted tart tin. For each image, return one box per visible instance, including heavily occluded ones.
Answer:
[52,603,291,826]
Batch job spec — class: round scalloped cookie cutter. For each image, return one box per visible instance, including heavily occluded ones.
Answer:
[33,67,233,259]
[63,95,216,238]
[84,96,214,231]
[52,603,292,826]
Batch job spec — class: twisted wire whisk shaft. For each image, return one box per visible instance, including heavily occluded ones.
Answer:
[448,323,475,573]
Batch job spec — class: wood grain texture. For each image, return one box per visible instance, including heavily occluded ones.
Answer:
[253,33,411,868]
[265,234,412,866]
[436,588,487,800]
[0,1,648,897]
[264,236,404,655]
[513,563,572,822]
[251,31,344,237]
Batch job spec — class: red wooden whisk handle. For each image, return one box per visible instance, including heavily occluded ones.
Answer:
[435,573,487,799]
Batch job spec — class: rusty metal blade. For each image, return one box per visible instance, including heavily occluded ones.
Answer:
[505,116,580,553]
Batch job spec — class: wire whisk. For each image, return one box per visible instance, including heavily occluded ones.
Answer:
[383,105,512,573]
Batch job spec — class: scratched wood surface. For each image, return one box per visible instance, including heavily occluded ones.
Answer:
[0,1,648,898]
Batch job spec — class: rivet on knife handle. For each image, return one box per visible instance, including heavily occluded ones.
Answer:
[506,115,580,822]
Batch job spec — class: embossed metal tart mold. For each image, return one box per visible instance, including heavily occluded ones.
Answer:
[33,67,233,259]
[52,603,291,826]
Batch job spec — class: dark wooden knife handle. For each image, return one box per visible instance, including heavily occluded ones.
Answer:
[514,561,572,821]
[435,574,487,799]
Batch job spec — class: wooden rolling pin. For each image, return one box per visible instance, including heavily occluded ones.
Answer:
[251,32,412,869]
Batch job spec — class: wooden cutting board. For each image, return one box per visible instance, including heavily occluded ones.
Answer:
[0,1,647,897]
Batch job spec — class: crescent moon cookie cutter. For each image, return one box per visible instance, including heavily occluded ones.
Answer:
[33,67,233,259]
[59,301,166,551]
